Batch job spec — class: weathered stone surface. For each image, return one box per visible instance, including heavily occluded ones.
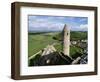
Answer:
[71,57,81,64]
[29,24,88,66]
[34,52,73,66]
[41,45,56,56]
[80,54,88,64]
[63,24,70,56]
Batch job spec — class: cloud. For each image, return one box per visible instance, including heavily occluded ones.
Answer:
[79,18,88,23]
[29,20,64,32]
[28,15,88,32]
[79,24,88,31]
[69,24,88,31]
[28,16,65,32]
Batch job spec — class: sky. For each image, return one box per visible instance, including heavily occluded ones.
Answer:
[28,15,88,32]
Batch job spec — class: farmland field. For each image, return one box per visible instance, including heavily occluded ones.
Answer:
[28,15,88,66]
[28,32,63,57]
[28,31,87,58]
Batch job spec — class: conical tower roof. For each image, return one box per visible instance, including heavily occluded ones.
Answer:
[63,24,69,31]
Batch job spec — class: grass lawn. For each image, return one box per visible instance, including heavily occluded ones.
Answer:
[70,45,83,59]
[28,32,62,57]
[28,31,87,66]
[28,31,86,58]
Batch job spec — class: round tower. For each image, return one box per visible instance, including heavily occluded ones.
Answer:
[63,24,70,56]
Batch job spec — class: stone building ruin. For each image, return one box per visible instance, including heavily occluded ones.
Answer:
[29,24,87,66]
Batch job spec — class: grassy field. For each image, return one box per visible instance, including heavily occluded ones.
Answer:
[70,31,87,41]
[28,31,87,66]
[28,31,87,58]
[28,32,63,57]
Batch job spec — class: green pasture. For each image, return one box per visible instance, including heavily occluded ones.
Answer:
[28,32,62,57]
[28,31,87,58]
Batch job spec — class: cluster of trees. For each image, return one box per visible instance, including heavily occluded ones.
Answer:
[70,31,87,41]
[52,31,87,59]
[52,31,87,41]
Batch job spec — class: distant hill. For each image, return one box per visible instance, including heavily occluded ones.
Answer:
[52,31,87,41]
[70,31,87,41]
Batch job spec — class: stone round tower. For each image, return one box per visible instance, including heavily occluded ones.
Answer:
[63,24,70,56]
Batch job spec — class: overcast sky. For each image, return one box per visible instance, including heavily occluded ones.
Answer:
[28,15,88,32]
